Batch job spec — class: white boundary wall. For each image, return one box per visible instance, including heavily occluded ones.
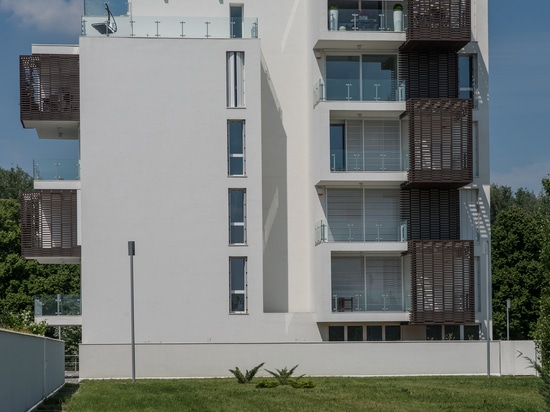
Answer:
[0,329,65,412]
[81,340,535,379]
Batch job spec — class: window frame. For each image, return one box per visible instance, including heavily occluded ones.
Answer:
[228,188,247,245]
[229,256,247,314]
[227,120,246,176]
[226,51,245,108]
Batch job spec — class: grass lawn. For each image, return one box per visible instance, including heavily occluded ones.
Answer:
[51,376,545,411]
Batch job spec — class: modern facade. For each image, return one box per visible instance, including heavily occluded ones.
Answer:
[19,0,493,378]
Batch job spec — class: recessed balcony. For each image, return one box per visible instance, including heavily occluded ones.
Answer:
[19,54,79,139]
[327,1,408,33]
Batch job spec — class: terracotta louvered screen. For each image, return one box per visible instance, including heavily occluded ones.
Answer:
[20,190,80,259]
[20,54,80,123]
[399,52,458,99]
[401,0,471,52]
[401,188,460,241]
[409,240,474,324]
[403,98,472,188]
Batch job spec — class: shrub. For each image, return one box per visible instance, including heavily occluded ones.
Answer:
[229,362,265,384]
[289,378,316,389]
[264,365,304,386]
[255,379,279,388]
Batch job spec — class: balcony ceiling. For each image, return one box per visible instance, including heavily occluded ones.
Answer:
[22,120,79,140]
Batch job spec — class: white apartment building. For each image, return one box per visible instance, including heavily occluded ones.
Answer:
[20,0,498,378]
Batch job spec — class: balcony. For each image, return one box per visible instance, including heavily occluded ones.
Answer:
[20,190,80,264]
[35,294,81,327]
[401,0,471,52]
[316,219,407,244]
[327,1,408,32]
[402,98,472,189]
[33,159,80,181]
[408,240,474,324]
[19,54,79,139]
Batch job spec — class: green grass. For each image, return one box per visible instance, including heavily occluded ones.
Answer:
[57,376,545,412]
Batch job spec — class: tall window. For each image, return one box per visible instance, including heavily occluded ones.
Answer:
[228,120,245,176]
[227,52,245,107]
[331,256,403,312]
[229,189,246,244]
[229,257,247,313]
[330,120,403,172]
[326,55,398,101]
[459,55,476,106]
[230,5,243,38]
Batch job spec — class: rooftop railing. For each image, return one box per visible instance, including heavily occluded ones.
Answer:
[82,15,259,39]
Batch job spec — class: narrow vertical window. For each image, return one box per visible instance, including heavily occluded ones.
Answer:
[229,257,247,313]
[227,52,245,108]
[228,120,245,176]
[230,5,243,38]
[229,189,246,244]
[459,55,476,106]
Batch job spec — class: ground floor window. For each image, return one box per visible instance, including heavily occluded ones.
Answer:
[229,257,247,313]
[328,324,401,341]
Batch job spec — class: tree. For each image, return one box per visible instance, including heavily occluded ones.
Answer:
[0,166,33,199]
[491,205,548,340]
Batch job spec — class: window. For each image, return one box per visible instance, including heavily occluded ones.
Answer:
[227,52,245,107]
[385,325,401,341]
[229,257,247,313]
[326,55,398,101]
[326,188,401,242]
[328,326,345,341]
[444,325,461,340]
[464,325,480,340]
[229,189,246,244]
[426,325,442,340]
[367,325,382,341]
[330,120,403,172]
[331,256,403,312]
[228,120,245,176]
[230,5,243,38]
[347,325,363,341]
[459,55,476,107]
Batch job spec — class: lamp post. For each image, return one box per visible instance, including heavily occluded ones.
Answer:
[128,241,136,384]
[506,299,511,340]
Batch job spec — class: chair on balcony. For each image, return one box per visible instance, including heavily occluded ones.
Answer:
[337,297,354,312]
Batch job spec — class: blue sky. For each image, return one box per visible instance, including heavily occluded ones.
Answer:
[0,0,548,193]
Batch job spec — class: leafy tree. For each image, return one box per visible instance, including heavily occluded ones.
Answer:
[0,165,33,199]
[491,206,548,340]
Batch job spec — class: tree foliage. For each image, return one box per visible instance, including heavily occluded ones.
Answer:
[0,165,33,199]
[491,180,550,341]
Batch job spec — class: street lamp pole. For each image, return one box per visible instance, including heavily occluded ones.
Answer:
[128,241,136,384]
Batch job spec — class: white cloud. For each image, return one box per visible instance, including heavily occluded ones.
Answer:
[491,161,550,193]
[0,0,82,34]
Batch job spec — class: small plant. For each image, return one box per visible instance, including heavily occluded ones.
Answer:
[255,379,279,388]
[393,4,403,11]
[329,5,338,10]
[265,364,304,386]
[229,362,265,384]
[289,378,316,389]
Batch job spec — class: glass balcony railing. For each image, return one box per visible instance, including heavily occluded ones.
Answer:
[82,15,259,39]
[331,292,404,312]
[328,1,408,32]
[33,159,80,180]
[34,294,81,316]
[316,220,407,243]
[330,149,407,172]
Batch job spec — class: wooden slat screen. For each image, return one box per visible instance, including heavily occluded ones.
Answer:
[20,190,80,259]
[403,98,472,188]
[20,54,80,123]
[399,52,458,99]
[409,240,474,324]
[401,188,460,241]
[401,0,471,52]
